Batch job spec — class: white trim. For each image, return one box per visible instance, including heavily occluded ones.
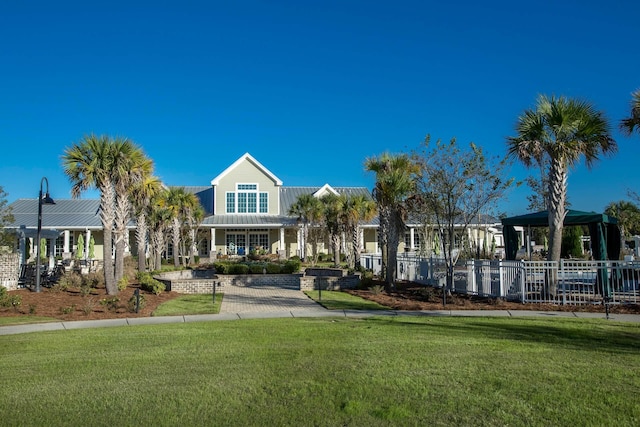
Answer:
[313,183,339,198]
[210,152,283,186]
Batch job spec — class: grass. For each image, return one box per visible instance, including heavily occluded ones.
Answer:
[0,316,638,426]
[0,316,57,326]
[152,293,223,316]
[305,290,389,310]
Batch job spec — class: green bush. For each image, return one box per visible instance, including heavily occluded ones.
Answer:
[117,277,128,292]
[127,294,146,313]
[100,297,120,312]
[227,264,249,275]
[265,263,282,274]
[282,259,301,274]
[136,272,166,295]
[59,272,83,289]
[212,262,227,274]
[83,272,104,289]
[248,263,266,274]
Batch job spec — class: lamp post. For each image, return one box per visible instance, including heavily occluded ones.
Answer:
[35,177,55,293]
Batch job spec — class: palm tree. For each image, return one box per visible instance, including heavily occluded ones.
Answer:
[130,175,163,272]
[507,95,616,266]
[288,193,323,264]
[342,194,377,270]
[112,139,152,282]
[62,134,119,294]
[320,193,344,267]
[604,200,640,259]
[148,190,172,271]
[165,187,201,267]
[620,89,640,136]
[185,202,205,265]
[365,153,418,290]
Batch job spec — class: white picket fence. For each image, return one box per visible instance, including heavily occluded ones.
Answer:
[359,253,640,305]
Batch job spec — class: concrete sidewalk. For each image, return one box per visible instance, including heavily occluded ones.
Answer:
[1,282,639,335]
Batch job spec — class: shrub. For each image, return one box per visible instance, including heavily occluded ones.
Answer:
[265,263,282,274]
[0,285,7,300]
[81,299,96,315]
[50,282,68,293]
[59,305,76,315]
[29,304,37,315]
[137,272,166,295]
[419,286,435,302]
[100,297,120,312]
[248,263,266,274]
[227,264,249,275]
[59,272,83,289]
[117,277,128,292]
[128,294,146,313]
[369,284,384,295]
[124,256,138,282]
[282,259,301,274]
[84,272,105,289]
[212,262,227,274]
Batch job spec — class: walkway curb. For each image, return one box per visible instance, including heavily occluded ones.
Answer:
[1,309,638,335]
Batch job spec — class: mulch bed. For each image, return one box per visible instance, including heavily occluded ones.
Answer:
[2,281,639,322]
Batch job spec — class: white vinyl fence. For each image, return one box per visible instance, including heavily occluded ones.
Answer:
[359,254,640,305]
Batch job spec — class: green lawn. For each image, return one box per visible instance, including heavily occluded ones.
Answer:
[305,290,389,310]
[0,316,57,326]
[1,316,638,426]
[152,293,223,316]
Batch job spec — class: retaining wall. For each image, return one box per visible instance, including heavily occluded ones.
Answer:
[0,254,20,291]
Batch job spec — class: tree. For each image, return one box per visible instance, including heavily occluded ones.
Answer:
[130,175,163,272]
[289,194,324,265]
[342,194,376,270]
[148,190,172,271]
[561,226,583,259]
[0,186,15,252]
[165,187,201,267]
[365,153,419,291]
[112,139,152,282]
[63,134,151,294]
[63,134,119,294]
[604,200,640,259]
[412,136,512,303]
[620,89,640,136]
[507,95,616,266]
[319,193,344,267]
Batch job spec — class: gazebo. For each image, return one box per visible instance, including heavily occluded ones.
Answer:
[501,210,620,261]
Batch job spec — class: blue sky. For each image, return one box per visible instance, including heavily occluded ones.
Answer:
[1,0,638,216]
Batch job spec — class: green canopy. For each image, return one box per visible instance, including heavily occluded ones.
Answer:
[501,210,620,262]
[501,210,621,298]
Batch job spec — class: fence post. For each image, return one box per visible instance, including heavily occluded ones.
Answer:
[520,261,525,304]
[560,259,566,305]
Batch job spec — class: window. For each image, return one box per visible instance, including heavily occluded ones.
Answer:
[226,183,268,214]
[55,235,73,257]
[249,233,269,252]
[226,233,246,255]
[226,193,235,213]
[259,192,268,213]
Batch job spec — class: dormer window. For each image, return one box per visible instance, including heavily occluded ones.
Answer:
[226,183,268,214]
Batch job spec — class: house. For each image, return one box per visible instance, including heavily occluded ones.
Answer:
[5,153,502,267]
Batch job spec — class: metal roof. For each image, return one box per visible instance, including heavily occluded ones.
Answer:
[279,186,371,216]
[7,199,103,229]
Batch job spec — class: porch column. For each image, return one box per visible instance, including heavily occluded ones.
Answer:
[210,228,216,256]
[279,227,285,254]
[360,229,364,250]
[410,228,415,251]
[63,230,70,254]
[85,230,91,258]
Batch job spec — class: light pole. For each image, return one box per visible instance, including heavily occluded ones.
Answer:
[35,177,55,293]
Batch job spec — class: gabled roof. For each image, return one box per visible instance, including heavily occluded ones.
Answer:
[313,184,339,198]
[210,152,283,186]
[279,186,371,216]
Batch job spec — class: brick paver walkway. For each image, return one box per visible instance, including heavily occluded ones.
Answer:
[218,283,327,314]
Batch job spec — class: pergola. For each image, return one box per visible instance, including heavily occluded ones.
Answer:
[501,210,620,261]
